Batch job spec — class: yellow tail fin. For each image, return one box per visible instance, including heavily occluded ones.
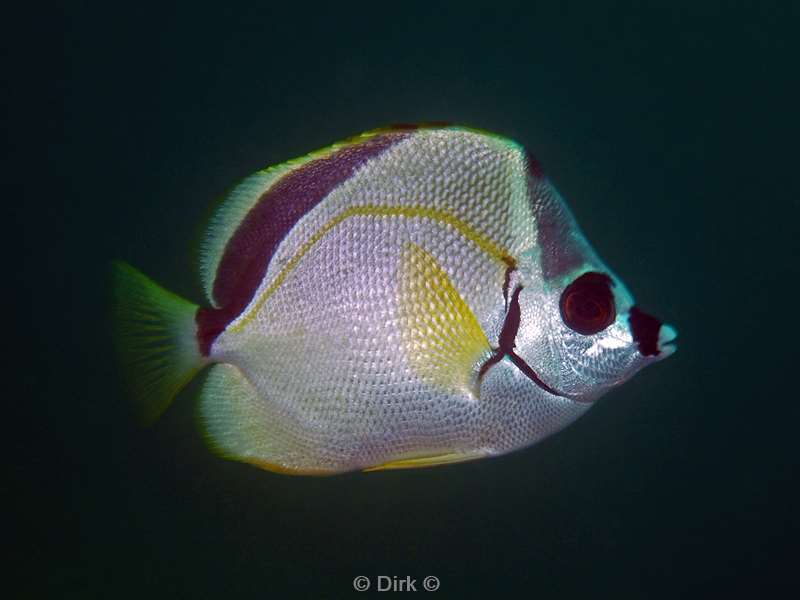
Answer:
[112,261,206,424]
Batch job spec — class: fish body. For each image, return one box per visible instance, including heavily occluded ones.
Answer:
[114,124,676,475]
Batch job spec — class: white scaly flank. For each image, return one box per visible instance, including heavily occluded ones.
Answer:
[200,129,590,473]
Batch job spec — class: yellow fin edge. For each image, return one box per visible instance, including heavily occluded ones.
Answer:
[363,452,483,472]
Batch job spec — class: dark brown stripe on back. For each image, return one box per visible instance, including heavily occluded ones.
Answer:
[196,131,410,356]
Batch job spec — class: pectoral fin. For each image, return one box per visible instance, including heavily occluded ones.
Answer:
[397,243,493,398]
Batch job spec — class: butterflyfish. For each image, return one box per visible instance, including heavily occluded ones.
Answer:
[113,124,677,475]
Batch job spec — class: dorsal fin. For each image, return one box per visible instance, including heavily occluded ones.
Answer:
[198,125,460,307]
[199,164,296,305]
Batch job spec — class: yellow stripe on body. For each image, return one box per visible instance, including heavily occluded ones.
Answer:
[397,242,493,397]
[229,203,515,333]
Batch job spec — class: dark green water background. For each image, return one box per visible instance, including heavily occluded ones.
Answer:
[13,2,799,598]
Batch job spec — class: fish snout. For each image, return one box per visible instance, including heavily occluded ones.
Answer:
[657,323,678,358]
[628,306,677,359]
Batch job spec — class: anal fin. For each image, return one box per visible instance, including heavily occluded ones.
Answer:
[198,364,331,475]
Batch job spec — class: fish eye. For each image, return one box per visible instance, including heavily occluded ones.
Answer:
[559,272,616,335]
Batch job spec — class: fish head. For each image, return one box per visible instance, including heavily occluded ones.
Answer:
[506,180,677,403]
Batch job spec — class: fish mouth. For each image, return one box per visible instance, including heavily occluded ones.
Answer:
[657,324,678,358]
[628,306,678,359]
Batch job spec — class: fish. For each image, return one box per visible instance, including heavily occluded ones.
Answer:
[113,123,677,475]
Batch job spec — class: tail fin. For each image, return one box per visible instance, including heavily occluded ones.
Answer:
[112,261,206,424]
